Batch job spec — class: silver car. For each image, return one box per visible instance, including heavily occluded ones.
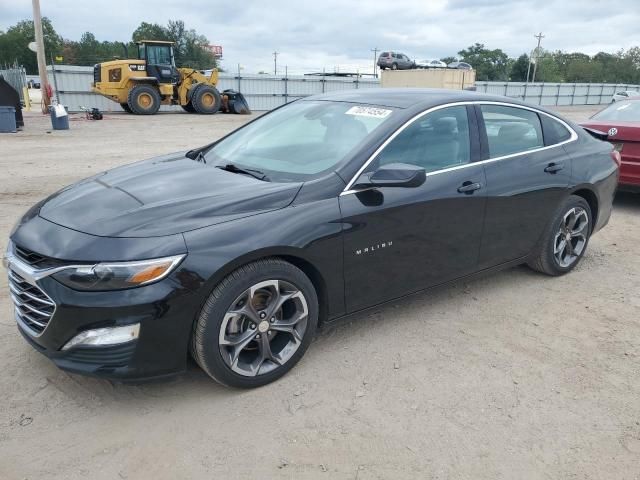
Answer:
[377,52,415,70]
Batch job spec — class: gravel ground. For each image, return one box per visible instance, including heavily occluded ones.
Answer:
[1,105,639,480]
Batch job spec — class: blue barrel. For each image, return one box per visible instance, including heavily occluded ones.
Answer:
[49,105,70,130]
[0,106,17,133]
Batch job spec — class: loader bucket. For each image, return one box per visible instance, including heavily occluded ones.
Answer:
[222,89,251,114]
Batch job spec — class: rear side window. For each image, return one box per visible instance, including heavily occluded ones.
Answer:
[480,105,544,158]
[540,114,572,145]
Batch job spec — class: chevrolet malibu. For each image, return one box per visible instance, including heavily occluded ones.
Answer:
[4,89,618,388]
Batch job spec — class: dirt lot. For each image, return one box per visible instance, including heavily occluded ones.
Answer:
[1,106,639,480]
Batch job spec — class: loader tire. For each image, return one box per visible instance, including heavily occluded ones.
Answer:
[191,84,221,114]
[127,84,161,115]
[181,102,196,113]
[120,103,133,113]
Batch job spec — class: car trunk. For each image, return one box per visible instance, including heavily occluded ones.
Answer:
[582,121,640,186]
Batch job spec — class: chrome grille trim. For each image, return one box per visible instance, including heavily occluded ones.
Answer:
[5,246,58,337]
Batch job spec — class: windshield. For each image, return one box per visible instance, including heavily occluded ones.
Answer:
[592,100,640,122]
[205,100,396,182]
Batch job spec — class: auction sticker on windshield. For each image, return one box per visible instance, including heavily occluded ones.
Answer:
[345,106,392,118]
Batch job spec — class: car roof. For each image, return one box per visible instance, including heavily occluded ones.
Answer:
[304,88,527,109]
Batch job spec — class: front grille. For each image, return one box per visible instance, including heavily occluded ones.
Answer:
[14,244,66,269]
[8,270,55,334]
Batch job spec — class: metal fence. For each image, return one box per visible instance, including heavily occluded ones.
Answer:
[476,81,640,106]
[41,65,640,112]
[0,65,27,103]
[45,65,380,112]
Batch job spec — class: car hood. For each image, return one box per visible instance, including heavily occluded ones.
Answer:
[39,152,303,237]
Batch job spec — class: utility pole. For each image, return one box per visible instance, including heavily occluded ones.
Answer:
[371,47,379,78]
[273,51,279,76]
[32,0,51,112]
[531,32,544,83]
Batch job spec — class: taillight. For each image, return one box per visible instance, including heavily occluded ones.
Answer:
[610,150,621,168]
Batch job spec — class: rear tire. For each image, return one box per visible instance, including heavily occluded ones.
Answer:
[527,195,592,276]
[191,258,318,388]
[120,103,132,113]
[127,84,161,115]
[191,84,221,114]
[391,63,398,70]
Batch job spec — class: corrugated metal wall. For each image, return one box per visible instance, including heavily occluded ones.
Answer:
[46,66,380,112]
[474,81,640,106]
[45,65,639,112]
[0,66,27,103]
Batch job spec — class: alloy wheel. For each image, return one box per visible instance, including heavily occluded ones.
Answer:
[218,279,309,377]
[553,207,589,268]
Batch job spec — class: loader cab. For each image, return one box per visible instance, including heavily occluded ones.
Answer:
[137,40,180,84]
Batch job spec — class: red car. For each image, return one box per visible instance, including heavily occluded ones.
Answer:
[582,99,640,190]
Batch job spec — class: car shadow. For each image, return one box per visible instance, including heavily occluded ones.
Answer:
[613,190,640,212]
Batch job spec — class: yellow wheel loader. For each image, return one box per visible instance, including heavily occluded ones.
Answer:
[92,40,223,115]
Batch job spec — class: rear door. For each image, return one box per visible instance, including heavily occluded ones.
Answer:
[476,104,573,269]
[340,105,487,312]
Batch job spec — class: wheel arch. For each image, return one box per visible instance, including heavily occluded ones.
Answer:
[195,247,331,326]
[570,187,599,231]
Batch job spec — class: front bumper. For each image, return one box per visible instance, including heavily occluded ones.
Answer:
[5,219,200,381]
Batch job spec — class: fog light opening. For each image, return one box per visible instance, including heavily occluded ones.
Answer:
[62,324,140,351]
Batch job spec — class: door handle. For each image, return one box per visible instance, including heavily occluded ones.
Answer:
[457,181,482,194]
[544,163,564,174]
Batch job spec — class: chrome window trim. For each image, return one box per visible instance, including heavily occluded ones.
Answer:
[340,100,578,196]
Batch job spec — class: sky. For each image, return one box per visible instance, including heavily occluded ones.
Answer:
[1,0,638,74]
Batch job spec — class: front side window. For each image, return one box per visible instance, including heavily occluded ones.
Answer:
[146,45,172,65]
[206,101,396,182]
[373,105,471,173]
[480,105,544,158]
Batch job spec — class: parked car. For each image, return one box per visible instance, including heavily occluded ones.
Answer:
[581,99,640,190]
[611,90,640,103]
[448,61,473,70]
[416,59,447,69]
[5,89,618,388]
[377,51,415,70]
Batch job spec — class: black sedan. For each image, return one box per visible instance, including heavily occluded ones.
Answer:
[4,89,618,388]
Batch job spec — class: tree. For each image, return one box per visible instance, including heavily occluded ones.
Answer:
[440,56,457,65]
[457,43,510,81]
[0,17,62,73]
[132,22,170,42]
[510,54,530,81]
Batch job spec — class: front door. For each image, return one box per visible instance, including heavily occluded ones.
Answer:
[145,44,180,84]
[340,105,487,313]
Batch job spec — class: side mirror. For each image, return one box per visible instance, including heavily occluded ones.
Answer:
[355,163,426,189]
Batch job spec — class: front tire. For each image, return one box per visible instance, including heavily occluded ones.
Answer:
[120,103,132,113]
[127,84,161,115]
[191,84,222,114]
[528,195,592,276]
[391,63,398,70]
[191,259,318,388]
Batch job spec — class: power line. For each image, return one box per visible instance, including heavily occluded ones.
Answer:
[530,32,545,83]
[371,47,379,78]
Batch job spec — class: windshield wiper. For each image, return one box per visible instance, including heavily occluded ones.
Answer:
[215,163,269,181]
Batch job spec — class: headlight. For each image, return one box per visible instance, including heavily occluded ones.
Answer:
[52,255,185,291]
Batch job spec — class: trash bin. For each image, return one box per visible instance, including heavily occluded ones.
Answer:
[0,106,17,133]
[49,105,70,130]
